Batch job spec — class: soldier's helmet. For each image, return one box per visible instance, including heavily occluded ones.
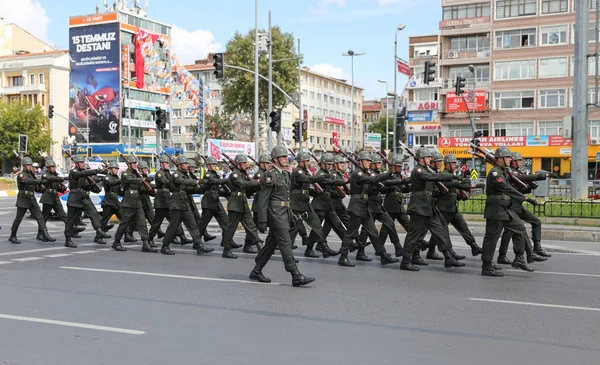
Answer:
[73,155,86,163]
[391,155,404,166]
[271,145,288,159]
[138,161,149,169]
[511,152,523,161]
[495,146,512,158]
[358,151,372,161]
[443,154,458,164]
[45,160,56,167]
[431,151,444,162]
[159,155,171,163]
[371,154,383,164]
[319,153,333,164]
[127,154,139,163]
[259,154,272,164]
[108,162,119,169]
[176,155,188,165]
[205,156,218,164]
[333,155,346,164]
[414,147,433,159]
[295,151,310,162]
[234,154,248,164]
[187,160,196,168]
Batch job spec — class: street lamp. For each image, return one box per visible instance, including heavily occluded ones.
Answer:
[343,50,365,152]
[378,79,389,151]
[393,24,406,155]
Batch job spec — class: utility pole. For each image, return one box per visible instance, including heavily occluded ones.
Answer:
[572,0,589,199]
[267,11,273,152]
[254,0,260,159]
[298,38,303,153]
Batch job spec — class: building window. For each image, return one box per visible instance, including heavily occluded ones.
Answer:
[11,76,23,86]
[541,25,568,46]
[42,94,45,106]
[590,120,600,138]
[494,122,534,136]
[539,89,567,108]
[172,126,181,135]
[541,0,567,14]
[29,74,35,85]
[448,125,473,137]
[494,59,536,80]
[494,28,536,49]
[569,87,597,107]
[493,90,535,109]
[495,0,537,19]
[539,121,561,135]
[185,143,195,152]
[317,93,322,101]
[539,57,568,78]
[442,3,491,20]
[414,89,436,101]
[310,91,315,100]
[448,65,490,83]
[449,35,490,52]
[39,73,44,84]
[317,79,321,87]
[414,135,438,146]
[324,81,328,89]
[185,125,195,134]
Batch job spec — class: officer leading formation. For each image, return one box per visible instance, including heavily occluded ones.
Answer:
[8,145,550,285]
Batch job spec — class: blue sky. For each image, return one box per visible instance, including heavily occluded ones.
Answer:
[2,0,440,99]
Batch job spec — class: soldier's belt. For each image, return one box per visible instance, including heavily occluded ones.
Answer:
[274,200,290,207]
[488,193,510,200]
[110,192,118,196]
[159,188,171,192]
[291,189,309,195]
[351,194,368,199]
[46,189,57,193]
[393,192,403,197]
[413,191,433,197]
[233,192,245,197]
[21,190,35,196]
[127,190,139,194]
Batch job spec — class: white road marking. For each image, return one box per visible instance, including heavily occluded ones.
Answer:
[505,269,600,278]
[0,244,96,257]
[96,248,112,251]
[0,261,12,265]
[43,254,73,258]
[73,250,97,254]
[60,266,281,285]
[469,298,600,312]
[11,257,44,262]
[0,314,145,335]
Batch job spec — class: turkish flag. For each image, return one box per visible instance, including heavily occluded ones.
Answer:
[209,141,221,160]
[332,131,339,147]
[134,29,159,89]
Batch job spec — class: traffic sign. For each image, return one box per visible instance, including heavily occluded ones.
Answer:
[470,169,478,179]
[596,152,600,161]
[407,133,414,147]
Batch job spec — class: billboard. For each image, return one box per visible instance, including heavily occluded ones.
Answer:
[445,91,486,113]
[69,21,121,143]
[363,133,381,150]
[208,139,256,160]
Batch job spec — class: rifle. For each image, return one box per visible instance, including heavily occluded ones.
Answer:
[221,151,252,180]
[468,141,529,192]
[246,154,257,164]
[287,147,324,194]
[14,150,45,192]
[117,151,155,195]
[375,150,391,166]
[162,148,178,165]
[64,148,101,193]
[398,142,450,195]
[310,147,346,198]
[333,146,386,190]
[196,153,231,194]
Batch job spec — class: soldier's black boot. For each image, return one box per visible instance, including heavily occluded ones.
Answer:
[533,241,551,257]
[64,235,76,248]
[497,255,513,265]
[249,265,271,283]
[142,240,157,253]
[41,230,56,242]
[203,232,216,242]
[482,261,504,277]
[157,229,165,238]
[96,228,111,239]
[75,225,86,233]
[450,248,466,260]
[393,242,403,258]
[230,240,242,249]
[243,244,257,253]
[426,248,443,260]
[124,232,137,243]
[337,251,355,267]
[37,231,45,242]
[172,236,181,245]
[9,232,20,244]
[526,249,547,263]
[469,241,483,256]
[71,233,82,238]
[315,242,324,252]
[160,244,174,255]
[304,243,319,258]
[512,254,534,272]
[179,235,193,246]
[411,251,429,266]
[148,239,157,248]
[355,247,372,262]
[400,256,419,271]
[222,249,238,259]
[94,233,107,245]
[291,269,315,287]
[443,250,465,268]
[380,251,400,265]
[112,241,126,251]
[194,241,214,255]
[321,242,340,258]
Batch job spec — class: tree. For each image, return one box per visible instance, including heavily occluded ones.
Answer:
[205,110,235,140]
[367,116,393,152]
[0,100,53,159]
[221,26,298,132]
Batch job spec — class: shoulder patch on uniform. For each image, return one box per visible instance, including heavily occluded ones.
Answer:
[156,173,161,178]
[492,171,498,177]
[122,172,128,176]
[42,174,47,178]
[297,169,303,174]
[174,173,179,178]
[416,167,423,174]
[233,173,238,178]
[71,169,77,172]
[18,173,24,178]
[266,176,272,183]
[496,177,503,183]
[357,171,363,176]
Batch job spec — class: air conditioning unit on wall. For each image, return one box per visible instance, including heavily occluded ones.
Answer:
[591,138,600,146]
[447,51,458,59]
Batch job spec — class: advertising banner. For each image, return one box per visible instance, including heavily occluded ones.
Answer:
[407,110,436,122]
[438,136,526,148]
[445,90,486,113]
[69,21,121,143]
[208,139,256,160]
[363,133,381,150]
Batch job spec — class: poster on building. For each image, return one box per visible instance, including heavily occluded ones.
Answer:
[208,139,256,160]
[445,90,486,113]
[68,21,121,143]
[363,133,382,151]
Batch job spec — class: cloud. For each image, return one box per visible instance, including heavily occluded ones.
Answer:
[300,0,410,24]
[170,25,221,64]
[310,63,350,80]
[0,0,50,42]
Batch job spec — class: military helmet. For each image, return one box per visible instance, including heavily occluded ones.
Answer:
[234,154,248,164]
[495,146,512,158]
[443,154,458,164]
[295,151,310,162]
[45,160,56,167]
[176,155,188,165]
[358,151,372,161]
[320,153,334,164]
[512,152,523,161]
[391,155,404,166]
[371,154,383,164]
[72,155,85,163]
[271,145,288,159]
[159,155,171,163]
[259,154,272,164]
[431,151,444,162]
[205,156,218,164]
[187,160,196,168]
[127,154,139,163]
[414,147,433,159]
[333,155,346,164]
[108,162,119,169]
[138,161,149,169]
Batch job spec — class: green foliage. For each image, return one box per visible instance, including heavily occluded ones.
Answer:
[221,26,298,130]
[205,110,235,140]
[367,116,392,151]
[0,100,53,158]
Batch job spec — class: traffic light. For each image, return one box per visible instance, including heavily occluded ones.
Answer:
[455,76,466,95]
[292,121,301,142]
[423,61,436,85]
[18,134,28,153]
[395,109,406,143]
[302,121,308,140]
[269,108,282,133]
[155,107,167,131]
[213,53,224,79]
[48,105,54,119]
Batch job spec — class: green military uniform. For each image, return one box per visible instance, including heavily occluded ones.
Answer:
[196,159,232,249]
[39,161,68,229]
[100,163,122,231]
[322,156,350,245]
[244,154,270,250]
[182,161,205,246]
[148,156,184,244]
[138,161,155,231]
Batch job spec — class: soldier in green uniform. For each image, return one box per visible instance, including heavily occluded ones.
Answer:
[400,147,463,271]
[111,155,156,253]
[250,146,315,287]
[9,157,53,244]
[497,152,550,264]
[179,160,201,246]
[480,146,536,277]
[244,154,271,250]
[100,162,121,233]
[39,160,75,241]
[221,154,262,259]
[137,161,159,248]
[148,155,183,245]
[64,155,110,248]
[341,151,398,266]
[322,155,351,247]
[161,156,213,256]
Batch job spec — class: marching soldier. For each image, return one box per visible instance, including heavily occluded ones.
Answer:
[64,155,110,248]
[250,146,315,287]
[39,160,75,241]
[99,162,121,233]
[221,154,262,259]
[400,147,463,271]
[188,160,218,243]
[148,155,184,245]
[341,151,398,266]
[244,154,271,250]
[111,155,156,253]
[9,157,54,244]
[322,155,350,245]
[480,147,536,277]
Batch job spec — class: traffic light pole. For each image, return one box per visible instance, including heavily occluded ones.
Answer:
[267,11,273,152]
[254,0,260,159]
[298,38,303,153]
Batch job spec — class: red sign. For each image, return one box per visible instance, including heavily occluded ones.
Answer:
[548,135,572,146]
[332,131,339,147]
[446,91,486,113]
[409,124,441,132]
[303,109,308,121]
[396,60,410,76]
[439,136,526,148]
[324,116,345,125]
[439,16,490,30]
[122,44,129,80]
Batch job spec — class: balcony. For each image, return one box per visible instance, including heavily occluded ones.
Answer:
[441,49,490,66]
[0,84,47,95]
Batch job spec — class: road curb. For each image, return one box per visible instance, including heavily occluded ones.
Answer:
[0,190,18,197]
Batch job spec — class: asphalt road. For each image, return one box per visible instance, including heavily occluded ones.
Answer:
[0,197,599,365]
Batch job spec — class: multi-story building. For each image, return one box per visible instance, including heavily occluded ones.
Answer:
[363,100,381,124]
[0,19,70,172]
[432,0,600,177]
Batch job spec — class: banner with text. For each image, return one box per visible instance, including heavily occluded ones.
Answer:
[445,90,486,113]
[208,139,256,160]
[438,135,575,149]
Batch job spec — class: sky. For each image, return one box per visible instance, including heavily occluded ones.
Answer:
[0,0,440,99]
